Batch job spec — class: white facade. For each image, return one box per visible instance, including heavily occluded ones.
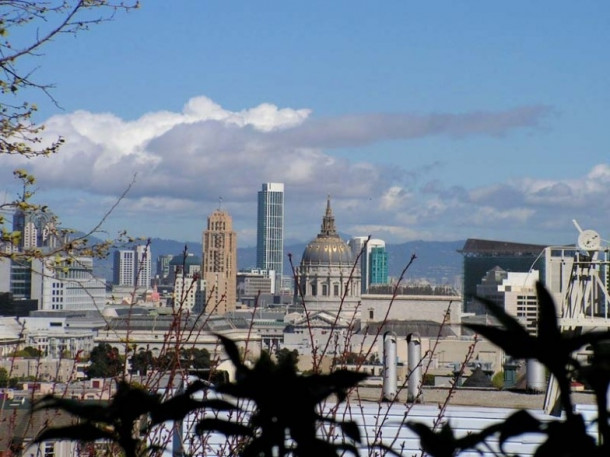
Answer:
[172,273,205,313]
[361,294,463,335]
[499,271,539,335]
[33,256,106,311]
[135,244,152,287]
[114,245,152,287]
[9,316,96,358]
[0,316,25,356]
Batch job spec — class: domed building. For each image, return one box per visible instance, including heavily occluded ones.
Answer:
[296,198,361,312]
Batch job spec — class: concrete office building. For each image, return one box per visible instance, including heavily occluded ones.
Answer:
[12,208,59,251]
[237,268,275,307]
[256,183,284,294]
[459,238,546,314]
[113,245,151,288]
[202,209,237,315]
[34,256,106,311]
[2,209,60,301]
[156,254,174,283]
[500,271,539,335]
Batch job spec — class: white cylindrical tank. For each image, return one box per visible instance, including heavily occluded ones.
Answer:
[407,333,422,403]
[383,331,397,401]
[526,359,546,393]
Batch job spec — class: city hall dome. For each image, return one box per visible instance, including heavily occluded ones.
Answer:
[301,198,354,266]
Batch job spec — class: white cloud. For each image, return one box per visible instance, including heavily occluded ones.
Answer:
[0,95,602,245]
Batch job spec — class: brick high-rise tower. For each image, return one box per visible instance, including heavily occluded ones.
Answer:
[202,209,237,314]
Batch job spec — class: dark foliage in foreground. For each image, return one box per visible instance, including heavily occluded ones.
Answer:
[408,282,610,456]
[32,335,367,457]
[31,283,610,456]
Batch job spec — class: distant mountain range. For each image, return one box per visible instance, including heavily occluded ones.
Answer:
[94,238,465,286]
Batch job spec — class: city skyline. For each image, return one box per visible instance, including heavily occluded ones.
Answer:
[0,2,608,248]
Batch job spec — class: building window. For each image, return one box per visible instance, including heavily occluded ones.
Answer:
[322,284,328,296]
[44,442,55,457]
[334,284,339,296]
[311,283,317,296]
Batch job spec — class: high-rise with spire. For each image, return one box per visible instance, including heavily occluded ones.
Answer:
[202,208,237,314]
[256,183,284,294]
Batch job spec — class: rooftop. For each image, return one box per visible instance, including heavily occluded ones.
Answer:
[459,238,548,256]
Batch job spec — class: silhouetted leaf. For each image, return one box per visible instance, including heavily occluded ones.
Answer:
[498,410,542,452]
[326,369,368,389]
[407,422,457,457]
[215,333,244,369]
[333,442,361,456]
[183,379,210,395]
[307,370,368,403]
[339,420,361,442]
[34,423,114,443]
[535,282,562,342]
[536,416,597,457]
[33,396,108,421]
[474,295,528,336]
[565,331,610,354]
[465,324,536,359]
[150,396,207,424]
[111,381,161,421]
[195,418,252,437]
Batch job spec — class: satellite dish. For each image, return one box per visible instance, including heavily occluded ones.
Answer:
[578,229,601,251]
[572,220,602,251]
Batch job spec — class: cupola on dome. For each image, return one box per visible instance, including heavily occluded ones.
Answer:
[301,198,354,266]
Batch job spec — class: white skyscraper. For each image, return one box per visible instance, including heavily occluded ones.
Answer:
[113,245,151,288]
[256,183,284,294]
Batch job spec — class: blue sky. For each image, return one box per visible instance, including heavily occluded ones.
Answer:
[2,1,609,247]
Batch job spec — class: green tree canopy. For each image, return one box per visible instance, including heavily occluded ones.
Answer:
[276,348,299,371]
[87,343,124,378]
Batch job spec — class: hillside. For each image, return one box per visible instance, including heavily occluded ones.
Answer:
[94,238,464,286]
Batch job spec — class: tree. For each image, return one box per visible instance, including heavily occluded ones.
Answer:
[155,348,212,372]
[276,348,299,371]
[0,367,8,387]
[183,348,212,370]
[12,345,42,358]
[0,1,139,158]
[131,350,153,376]
[0,1,139,259]
[87,343,123,378]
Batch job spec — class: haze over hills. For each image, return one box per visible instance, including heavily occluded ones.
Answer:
[94,238,464,286]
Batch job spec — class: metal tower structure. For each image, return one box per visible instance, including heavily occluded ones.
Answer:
[543,220,610,413]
